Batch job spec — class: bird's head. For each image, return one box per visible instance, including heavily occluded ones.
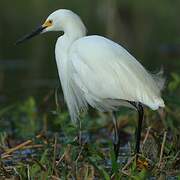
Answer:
[16,9,86,44]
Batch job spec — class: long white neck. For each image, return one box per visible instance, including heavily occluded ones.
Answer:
[55,10,87,89]
[53,10,87,123]
[55,17,87,61]
[55,31,85,122]
[55,23,86,88]
[64,23,86,43]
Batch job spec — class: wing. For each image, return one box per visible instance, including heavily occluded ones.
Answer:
[68,35,165,111]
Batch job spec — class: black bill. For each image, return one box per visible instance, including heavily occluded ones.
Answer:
[15,25,46,45]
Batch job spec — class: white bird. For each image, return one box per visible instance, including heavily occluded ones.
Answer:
[16,9,165,158]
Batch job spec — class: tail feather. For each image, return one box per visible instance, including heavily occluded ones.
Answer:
[151,68,166,91]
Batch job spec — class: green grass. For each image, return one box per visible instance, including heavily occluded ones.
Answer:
[0,73,180,179]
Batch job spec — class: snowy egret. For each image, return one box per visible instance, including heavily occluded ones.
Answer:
[16,9,165,158]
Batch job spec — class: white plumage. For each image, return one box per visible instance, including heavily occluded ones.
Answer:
[50,9,165,123]
[17,9,165,123]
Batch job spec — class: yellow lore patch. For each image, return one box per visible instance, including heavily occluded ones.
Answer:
[42,20,53,28]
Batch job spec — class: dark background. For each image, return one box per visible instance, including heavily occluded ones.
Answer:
[0,0,180,105]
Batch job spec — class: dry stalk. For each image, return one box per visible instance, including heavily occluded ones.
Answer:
[142,126,151,147]
[52,134,58,176]
[158,131,167,168]
[1,134,43,158]
[122,155,136,172]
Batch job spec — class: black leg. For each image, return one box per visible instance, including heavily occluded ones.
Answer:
[135,103,144,155]
[112,111,120,159]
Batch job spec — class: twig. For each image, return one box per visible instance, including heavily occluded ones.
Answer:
[1,140,33,158]
[142,126,151,146]
[121,169,131,177]
[55,86,60,110]
[75,146,83,163]
[1,154,12,159]
[75,141,86,177]
[21,144,44,150]
[56,144,71,166]
[52,134,58,176]
[158,131,167,168]
[75,140,87,163]
[122,155,136,171]
[49,175,61,180]
[1,145,43,159]
[13,167,20,177]
[1,134,44,158]
[56,137,77,166]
